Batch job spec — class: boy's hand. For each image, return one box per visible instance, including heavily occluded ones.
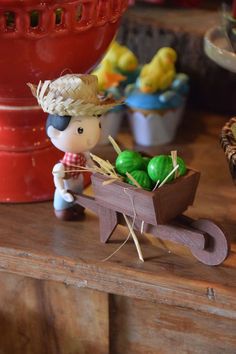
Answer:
[61,189,74,202]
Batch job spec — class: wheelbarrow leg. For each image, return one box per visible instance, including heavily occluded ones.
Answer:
[98,206,118,243]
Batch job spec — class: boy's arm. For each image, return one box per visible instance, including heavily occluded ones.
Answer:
[84,151,94,168]
[52,163,74,202]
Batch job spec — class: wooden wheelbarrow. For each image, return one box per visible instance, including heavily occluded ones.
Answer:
[74,169,230,266]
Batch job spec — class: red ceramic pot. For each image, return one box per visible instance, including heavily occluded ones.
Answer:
[0,0,128,202]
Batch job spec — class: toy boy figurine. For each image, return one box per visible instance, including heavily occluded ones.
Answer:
[29,74,120,221]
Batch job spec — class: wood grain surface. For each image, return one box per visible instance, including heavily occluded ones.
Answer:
[109,294,236,354]
[0,110,235,353]
[0,273,108,354]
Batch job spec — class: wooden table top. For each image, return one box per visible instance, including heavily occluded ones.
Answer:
[0,111,235,318]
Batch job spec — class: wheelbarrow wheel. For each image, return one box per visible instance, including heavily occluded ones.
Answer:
[190,219,230,266]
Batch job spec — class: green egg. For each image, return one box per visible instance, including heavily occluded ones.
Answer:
[115,150,145,175]
[148,155,187,183]
[126,170,153,191]
[177,157,186,176]
[147,155,174,183]
[142,156,151,170]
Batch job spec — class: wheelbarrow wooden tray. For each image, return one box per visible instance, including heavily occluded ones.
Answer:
[91,169,200,225]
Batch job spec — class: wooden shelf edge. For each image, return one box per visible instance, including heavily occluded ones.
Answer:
[0,248,235,320]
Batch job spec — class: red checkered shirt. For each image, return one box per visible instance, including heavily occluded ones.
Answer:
[61,152,87,179]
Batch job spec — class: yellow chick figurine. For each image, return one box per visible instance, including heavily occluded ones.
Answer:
[92,59,126,91]
[140,47,177,77]
[139,47,177,93]
[103,41,138,72]
[118,51,138,72]
[139,70,171,94]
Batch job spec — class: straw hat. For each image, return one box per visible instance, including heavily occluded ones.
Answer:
[28,74,122,116]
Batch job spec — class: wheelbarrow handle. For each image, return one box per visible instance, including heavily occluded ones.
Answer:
[72,192,98,214]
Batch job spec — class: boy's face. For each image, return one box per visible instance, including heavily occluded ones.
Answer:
[48,116,101,153]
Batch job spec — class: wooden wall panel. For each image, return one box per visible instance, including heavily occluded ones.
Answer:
[0,272,109,354]
[109,295,236,354]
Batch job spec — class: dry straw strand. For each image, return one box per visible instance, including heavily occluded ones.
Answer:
[123,214,144,262]
[108,135,122,154]
[171,150,179,178]
[125,172,142,188]
[158,165,179,188]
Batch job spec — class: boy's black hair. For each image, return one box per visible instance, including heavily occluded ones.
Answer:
[46,114,71,136]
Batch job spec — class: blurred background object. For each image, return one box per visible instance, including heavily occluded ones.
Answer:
[118,0,236,115]
[0,0,128,202]
[128,0,202,7]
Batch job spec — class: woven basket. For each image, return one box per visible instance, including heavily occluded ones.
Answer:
[221,117,236,184]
